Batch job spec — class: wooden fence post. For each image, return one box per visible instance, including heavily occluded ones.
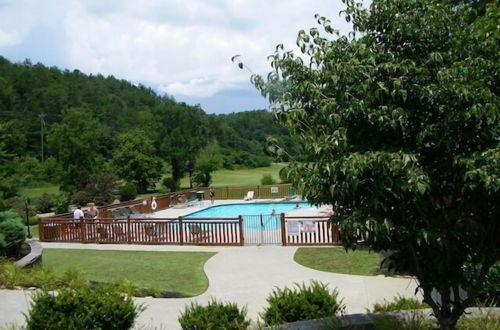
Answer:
[127,216,131,244]
[80,219,86,243]
[238,216,244,246]
[280,213,287,246]
[225,186,229,199]
[39,221,44,241]
[179,216,184,245]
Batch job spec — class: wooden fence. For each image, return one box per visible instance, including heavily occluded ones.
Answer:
[39,213,350,246]
[282,216,341,246]
[97,184,294,218]
[39,216,244,246]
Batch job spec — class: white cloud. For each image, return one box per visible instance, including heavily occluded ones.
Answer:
[0,0,353,98]
[0,29,21,47]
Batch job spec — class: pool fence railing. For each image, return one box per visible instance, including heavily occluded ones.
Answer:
[39,184,351,246]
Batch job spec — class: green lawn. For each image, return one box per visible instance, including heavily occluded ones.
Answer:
[20,164,286,201]
[43,249,215,296]
[19,185,60,199]
[26,225,38,239]
[294,247,381,276]
[180,164,286,187]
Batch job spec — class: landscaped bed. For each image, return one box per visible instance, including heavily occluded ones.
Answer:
[42,249,215,297]
[294,247,381,276]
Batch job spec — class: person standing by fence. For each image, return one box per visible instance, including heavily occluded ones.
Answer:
[209,187,215,204]
[73,206,84,221]
[87,204,98,219]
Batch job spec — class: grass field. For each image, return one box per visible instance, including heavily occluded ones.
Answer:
[294,247,381,276]
[22,165,286,200]
[19,185,60,199]
[26,225,38,239]
[180,164,285,187]
[43,249,215,296]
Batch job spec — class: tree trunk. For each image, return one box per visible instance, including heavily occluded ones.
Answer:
[424,288,464,330]
[436,315,459,330]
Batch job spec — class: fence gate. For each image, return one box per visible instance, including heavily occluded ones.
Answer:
[242,214,282,245]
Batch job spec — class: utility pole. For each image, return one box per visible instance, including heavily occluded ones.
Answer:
[38,112,46,163]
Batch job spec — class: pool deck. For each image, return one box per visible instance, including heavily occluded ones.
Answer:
[152,198,331,218]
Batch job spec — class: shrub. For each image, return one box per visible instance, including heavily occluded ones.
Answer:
[53,194,70,214]
[179,299,250,330]
[162,177,179,192]
[70,190,92,206]
[372,312,434,330]
[0,259,25,288]
[27,215,39,226]
[0,176,20,199]
[476,262,500,306]
[0,211,26,257]
[35,193,55,213]
[371,295,429,313]
[85,173,118,205]
[261,174,276,185]
[25,285,143,330]
[41,157,62,183]
[18,157,43,184]
[119,181,137,201]
[3,198,24,217]
[261,281,344,326]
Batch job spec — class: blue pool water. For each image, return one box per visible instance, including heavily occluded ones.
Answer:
[186,202,312,218]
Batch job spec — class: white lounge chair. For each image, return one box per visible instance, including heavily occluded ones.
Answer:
[244,191,254,201]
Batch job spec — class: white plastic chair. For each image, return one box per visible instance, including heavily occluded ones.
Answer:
[244,191,254,201]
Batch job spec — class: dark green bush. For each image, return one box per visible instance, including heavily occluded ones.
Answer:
[119,181,138,201]
[261,174,276,185]
[86,173,118,205]
[35,193,55,213]
[25,285,143,330]
[0,176,20,199]
[3,197,24,216]
[371,295,429,312]
[0,211,26,257]
[178,299,250,330]
[261,281,344,326]
[53,194,70,214]
[162,177,179,192]
[71,190,92,206]
[476,262,500,306]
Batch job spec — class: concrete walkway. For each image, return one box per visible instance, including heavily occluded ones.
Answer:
[0,243,419,329]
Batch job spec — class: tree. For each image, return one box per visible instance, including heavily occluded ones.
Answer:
[47,107,100,192]
[193,141,223,187]
[84,173,118,205]
[247,1,499,329]
[112,129,162,193]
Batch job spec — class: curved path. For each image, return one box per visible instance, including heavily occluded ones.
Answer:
[0,243,419,329]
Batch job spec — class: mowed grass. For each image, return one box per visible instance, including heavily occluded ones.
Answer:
[21,165,286,200]
[26,225,38,239]
[180,164,286,187]
[19,185,60,199]
[43,249,215,296]
[294,247,381,276]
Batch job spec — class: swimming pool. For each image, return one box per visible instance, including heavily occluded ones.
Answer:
[185,202,312,218]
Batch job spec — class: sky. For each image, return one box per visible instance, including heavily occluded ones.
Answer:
[0,0,354,114]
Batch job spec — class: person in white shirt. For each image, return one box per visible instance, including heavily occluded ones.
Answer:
[73,206,84,221]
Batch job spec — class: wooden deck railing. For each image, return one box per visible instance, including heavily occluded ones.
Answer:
[97,184,295,218]
[39,216,244,246]
[282,216,341,246]
[39,214,348,246]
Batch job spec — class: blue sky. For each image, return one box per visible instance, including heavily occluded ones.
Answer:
[0,0,353,114]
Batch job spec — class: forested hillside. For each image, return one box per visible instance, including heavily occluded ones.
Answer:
[0,57,299,204]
